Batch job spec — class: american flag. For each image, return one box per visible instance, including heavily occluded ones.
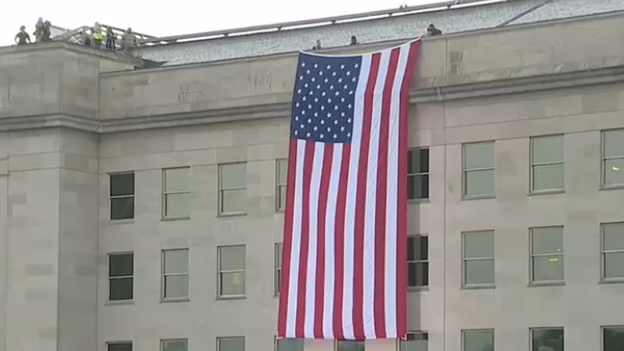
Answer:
[278,40,420,340]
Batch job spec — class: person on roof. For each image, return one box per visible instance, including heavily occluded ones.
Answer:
[42,21,52,42]
[106,26,116,50]
[350,36,359,45]
[427,24,443,36]
[34,17,44,43]
[93,22,103,48]
[121,28,136,55]
[313,39,322,50]
[15,26,31,45]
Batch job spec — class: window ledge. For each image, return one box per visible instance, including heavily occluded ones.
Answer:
[461,284,495,290]
[408,199,430,204]
[528,190,565,197]
[161,216,190,222]
[528,281,565,287]
[600,185,624,191]
[217,212,248,218]
[216,295,247,301]
[106,219,136,225]
[461,195,495,201]
[160,298,190,303]
[105,300,134,306]
[599,279,624,285]
[407,286,429,292]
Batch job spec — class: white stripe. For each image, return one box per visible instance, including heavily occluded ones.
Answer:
[343,54,371,339]
[304,143,324,336]
[385,43,412,338]
[285,140,308,337]
[322,143,342,339]
[363,50,391,338]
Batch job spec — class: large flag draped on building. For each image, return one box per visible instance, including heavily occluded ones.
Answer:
[278,40,420,340]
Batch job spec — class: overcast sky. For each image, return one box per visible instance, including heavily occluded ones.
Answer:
[0,0,445,45]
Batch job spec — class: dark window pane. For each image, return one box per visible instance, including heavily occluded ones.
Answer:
[408,149,429,173]
[109,254,133,277]
[604,327,624,351]
[110,173,135,197]
[420,236,428,260]
[277,339,304,351]
[531,328,564,351]
[111,197,134,220]
[108,343,132,351]
[407,236,428,261]
[109,277,133,301]
[401,333,428,351]
[408,175,429,200]
[408,262,429,287]
[337,341,364,351]
[463,330,494,351]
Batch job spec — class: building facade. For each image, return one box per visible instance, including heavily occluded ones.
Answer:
[0,1,624,351]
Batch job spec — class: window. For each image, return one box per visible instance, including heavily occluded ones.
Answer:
[400,332,428,351]
[408,148,429,200]
[275,243,283,295]
[603,326,624,351]
[161,339,188,351]
[276,339,303,351]
[602,129,624,187]
[219,163,247,214]
[162,167,190,219]
[601,222,624,280]
[462,142,495,197]
[337,341,364,351]
[110,172,135,220]
[276,159,288,210]
[218,337,245,351]
[108,253,133,301]
[530,135,564,192]
[462,329,493,351]
[107,342,132,351]
[162,249,189,300]
[407,235,428,287]
[462,231,495,286]
[531,328,563,351]
[530,226,564,283]
[218,245,246,297]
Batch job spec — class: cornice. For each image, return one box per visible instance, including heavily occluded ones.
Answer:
[1,66,623,134]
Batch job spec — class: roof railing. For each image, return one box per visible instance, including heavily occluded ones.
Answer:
[140,0,511,46]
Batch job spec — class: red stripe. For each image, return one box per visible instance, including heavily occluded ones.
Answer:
[374,47,401,338]
[396,41,420,338]
[332,143,351,340]
[278,139,299,337]
[314,143,333,338]
[352,53,381,340]
[295,141,315,337]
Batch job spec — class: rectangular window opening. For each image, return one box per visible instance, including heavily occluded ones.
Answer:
[462,142,495,198]
[407,235,428,287]
[462,231,495,287]
[163,167,190,219]
[530,135,564,192]
[530,226,564,283]
[408,148,429,200]
[108,253,134,301]
[219,163,247,215]
[162,249,189,300]
[110,172,135,220]
[218,245,246,297]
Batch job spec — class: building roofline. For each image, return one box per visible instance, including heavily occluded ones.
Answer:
[140,0,510,46]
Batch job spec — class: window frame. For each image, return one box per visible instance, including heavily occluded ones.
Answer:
[461,230,495,288]
[218,162,247,215]
[398,331,429,351]
[407,148,430,201]
[407,234,429,288]
[600,222,624,282]
[602,325,624,351]
[160,339,188,351]
[217,245,246,298]
[336,340,365,351]
[461,329,494,351]
[275,337,304,351]
[109,171,135,221]
[162,167,191,219]
[275,242,283,296]
[529,226,564,284]
[601,129,624,189]
[462,141,495,199]
[217,336,245,351]
[530,327,564,351]
[161,248,190,301]
[530,134,565,193]
[108,252,134,302]
[276,158,288,211]
[106,341,133,351]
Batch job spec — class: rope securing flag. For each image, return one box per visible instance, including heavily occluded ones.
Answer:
[277,39,420,340]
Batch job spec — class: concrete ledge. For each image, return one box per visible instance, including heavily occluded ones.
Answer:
[0,41,142,66]
[0,65,622,134]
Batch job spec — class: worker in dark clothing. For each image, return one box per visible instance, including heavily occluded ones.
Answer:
[106,26,116,50]
[427,24,443,36]
[15,26,31,45]
[350,36,358,45]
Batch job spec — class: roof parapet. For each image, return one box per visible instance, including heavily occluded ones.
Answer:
[141,0,512,46]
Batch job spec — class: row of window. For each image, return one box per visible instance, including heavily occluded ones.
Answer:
[108,129,624,221]
[106,326,624,351]
[107,221,624,302]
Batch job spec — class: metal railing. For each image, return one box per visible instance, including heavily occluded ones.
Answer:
[139,0,512,46]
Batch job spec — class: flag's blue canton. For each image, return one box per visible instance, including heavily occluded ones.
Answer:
[291,53,363,143]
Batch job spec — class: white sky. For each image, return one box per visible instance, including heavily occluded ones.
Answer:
[0,0,445,45]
